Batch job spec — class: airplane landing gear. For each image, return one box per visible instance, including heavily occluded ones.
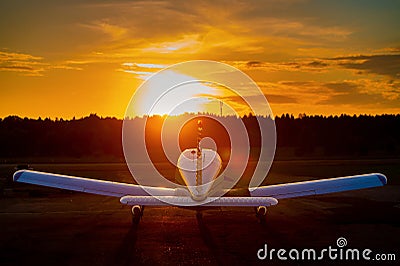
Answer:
[131,205,144,224]
[255,206,267,224]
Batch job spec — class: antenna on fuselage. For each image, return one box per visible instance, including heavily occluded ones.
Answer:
[196,119,203,187]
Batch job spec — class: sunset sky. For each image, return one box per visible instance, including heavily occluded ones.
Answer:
[0,0,399,119]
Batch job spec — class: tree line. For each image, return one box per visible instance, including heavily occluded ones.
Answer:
[0,113,399,162]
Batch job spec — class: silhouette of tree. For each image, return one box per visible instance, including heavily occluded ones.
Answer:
[0,114,399,161]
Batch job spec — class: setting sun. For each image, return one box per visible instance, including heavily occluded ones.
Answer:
[124,61,274,118]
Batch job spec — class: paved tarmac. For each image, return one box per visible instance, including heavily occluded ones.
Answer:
[1,184,399,266]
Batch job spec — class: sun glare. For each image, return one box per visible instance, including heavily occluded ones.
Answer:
[124,61,274,119]
[127,70,222,116]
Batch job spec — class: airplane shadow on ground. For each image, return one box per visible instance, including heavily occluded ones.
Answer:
[196,210,225,265]
[112,222,140,266]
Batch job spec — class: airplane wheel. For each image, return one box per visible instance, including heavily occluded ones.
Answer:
[131,205,143,225]
[255,206,267,224]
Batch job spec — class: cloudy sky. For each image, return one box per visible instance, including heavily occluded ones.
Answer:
[0,0,399,118]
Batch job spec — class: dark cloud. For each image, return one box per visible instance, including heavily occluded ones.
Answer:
[0,51,45,75]
[306,60,328,68]
[280,81,311,87]
[0,65,34,71]
[245,53,399,78]
[280,80,363,94]
[278,79,400,108]
[264,94,297,104]
[244,59,331,72]
[0,50,83,76]
[318,81,400,108]
[278,81,330,94]
[245,53,399,79]
[324,82,358,93]
[221,93,297,104]
[246,61,263,67]
[318,92,392,106]
[328,54,400,78]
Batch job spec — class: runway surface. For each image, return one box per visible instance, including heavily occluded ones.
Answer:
[1,160,399,265]
[1,189,399,265]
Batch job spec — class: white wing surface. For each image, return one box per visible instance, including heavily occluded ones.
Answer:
[13,170,386,206]
[13,170,176,197]
[249,173,387,199]
[120,195,278,206]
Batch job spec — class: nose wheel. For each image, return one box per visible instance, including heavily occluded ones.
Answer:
[131,205,144,224]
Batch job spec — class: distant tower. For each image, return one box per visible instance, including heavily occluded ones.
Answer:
[219,101,223,117]
[196,119,203,187]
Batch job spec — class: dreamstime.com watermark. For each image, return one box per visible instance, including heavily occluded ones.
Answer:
[257,237,396,261]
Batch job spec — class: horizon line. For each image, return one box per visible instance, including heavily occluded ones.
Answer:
[1,112,400,122]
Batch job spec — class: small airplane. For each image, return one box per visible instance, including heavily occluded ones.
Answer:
[12,120,387,224]
[13,155,387,224]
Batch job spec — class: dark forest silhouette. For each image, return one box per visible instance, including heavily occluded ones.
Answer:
[0,113,399,162]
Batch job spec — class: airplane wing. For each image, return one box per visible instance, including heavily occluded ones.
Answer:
[249,173,387,199]
[13,170,386,206]
[13,170,177,197]
[13,170,277,207]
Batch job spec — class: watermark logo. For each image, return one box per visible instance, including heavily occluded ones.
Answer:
[336,237,347,248]
[122,60,276,206]
[257,237,396,261]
